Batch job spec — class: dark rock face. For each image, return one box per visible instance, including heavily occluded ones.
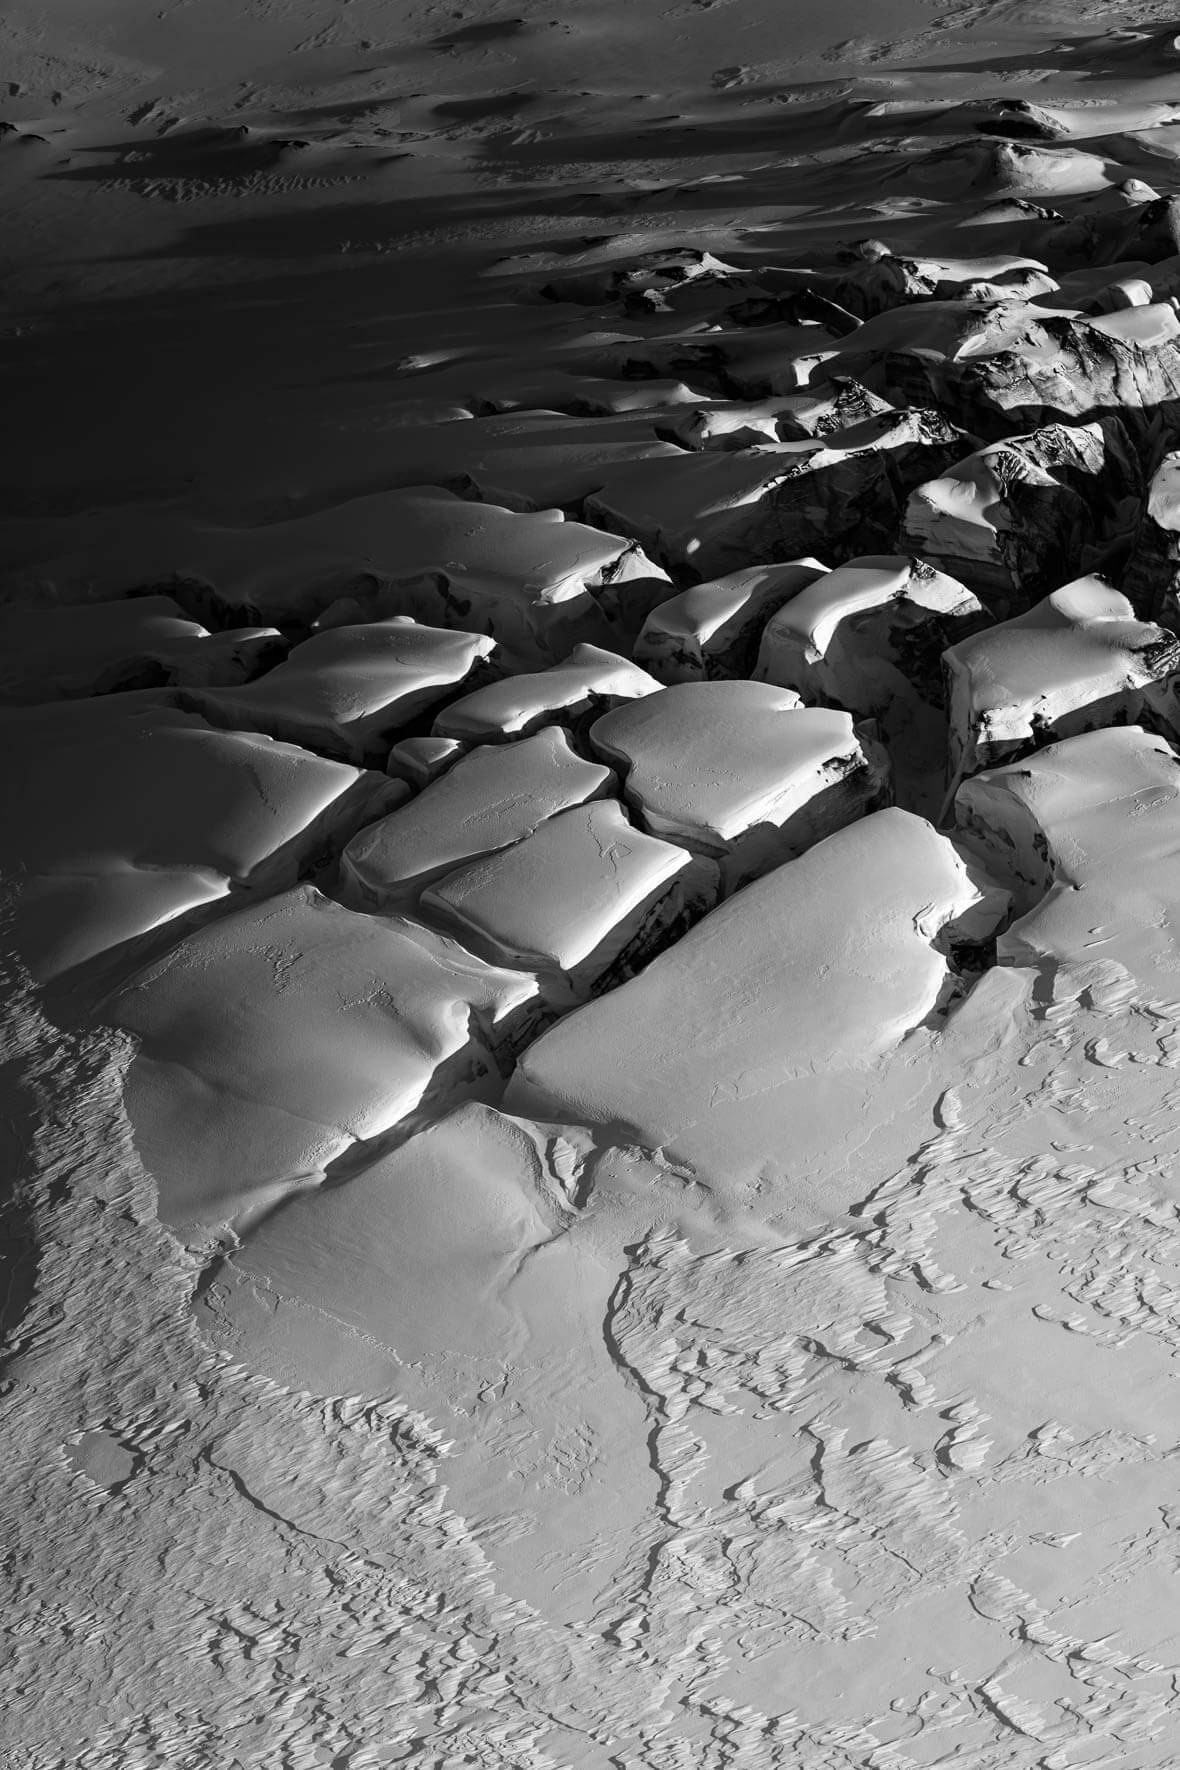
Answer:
[1123,451,1180,621]
[902,416,1143,612]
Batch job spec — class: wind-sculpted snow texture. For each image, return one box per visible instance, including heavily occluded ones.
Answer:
[11,6,1180,1766]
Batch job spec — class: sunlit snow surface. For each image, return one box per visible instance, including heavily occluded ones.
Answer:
[8,4,1180,1766]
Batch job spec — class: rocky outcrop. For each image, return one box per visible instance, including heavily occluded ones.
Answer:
[1122,450,1180,621]
[901,416,1143,612]
[587,406,969,578]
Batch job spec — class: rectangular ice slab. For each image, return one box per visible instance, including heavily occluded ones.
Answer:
[101,885,542,1229]
[340,725,614,913]
[943,575,1180,795]
[1,697,402,985]
[505,808,1005,1189]
[635,560,828,684]
[186,617,498,763]
[421,798,718,1006]
[432,643,662,744]
[589,682,890,892]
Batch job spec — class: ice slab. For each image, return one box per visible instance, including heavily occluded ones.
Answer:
[421,798,718,1006]
[213,1103,582,1367]
[340,725,614,913]
[589,682,889,891]
[1,697,401,985]
[186,617,498,763]
[1124,450,1180,621]
[506,808,1006,1190]
[955,725,1180,991]
[432,642,662,743]
[944,575,1180,795]
[101,884,542,1228]
[754,554,988,713]
[635,559,828,684]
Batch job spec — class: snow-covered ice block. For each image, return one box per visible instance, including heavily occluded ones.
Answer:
[102,884,543,1228]
[187,616,499,763]
[754,554,987,713]
[26,488,667,660]
[2,697,403,985]
[901,417,1142,611]
[421,799,718,1006]
[944,575,1180,794]
[386,734,465,787]
[635,559,828,683]
[506,808,1007,1189]
[589,682,890,891]
[0,595,285,704]
[340,726,614,914]
[585,407,967,578]
[432,643,662,743]
[954,726,1180,987]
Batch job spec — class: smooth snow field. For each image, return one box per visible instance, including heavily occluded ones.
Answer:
[10,2,1180,1766]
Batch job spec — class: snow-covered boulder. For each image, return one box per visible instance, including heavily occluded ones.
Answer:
[340,726,614,914]
[589,682,890,892]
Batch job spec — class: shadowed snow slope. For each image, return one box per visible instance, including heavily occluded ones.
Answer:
[1,696,402,985]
